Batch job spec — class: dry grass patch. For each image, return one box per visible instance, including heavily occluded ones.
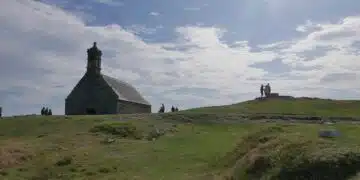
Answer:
[0,140,33,169]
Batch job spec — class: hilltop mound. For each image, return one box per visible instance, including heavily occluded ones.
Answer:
[186,97,360,117]
[216,125,360,180]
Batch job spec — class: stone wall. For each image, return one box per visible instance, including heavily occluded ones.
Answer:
[255,93,295,100]
[65,72,118,115]
[118,100,151,114]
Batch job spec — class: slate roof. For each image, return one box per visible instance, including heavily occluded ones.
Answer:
[102,74,151,106]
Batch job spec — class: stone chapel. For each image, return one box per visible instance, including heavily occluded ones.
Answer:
[65,42,151,115]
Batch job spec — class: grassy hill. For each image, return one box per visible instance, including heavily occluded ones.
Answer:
[186,97,360,117]
[1,98,360,180]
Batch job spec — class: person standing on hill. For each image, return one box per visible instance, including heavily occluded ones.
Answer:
[264,83,271,97]
[260,84,264,97]
[41,107,45,115]
[158,104,165,113]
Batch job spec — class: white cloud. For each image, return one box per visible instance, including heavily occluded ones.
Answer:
[149,12,160,16]
[278,16,360,73]
[125,24,163,35]
[266,16,360,97]
[93,0,123,6]
[295,20,322,33]
[0,0,360,116]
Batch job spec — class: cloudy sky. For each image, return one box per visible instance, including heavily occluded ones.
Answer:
[1,0,360,116]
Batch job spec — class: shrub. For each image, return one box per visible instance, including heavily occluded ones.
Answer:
[90,122,143,139]
[55,156,72,166]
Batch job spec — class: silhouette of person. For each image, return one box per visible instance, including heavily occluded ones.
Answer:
[264,83,271,97]
[260,84,264,97]
[159,104,165,113]
[268,83,271,94]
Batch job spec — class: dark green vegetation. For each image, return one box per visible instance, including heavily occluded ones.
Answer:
[1,98,360,180]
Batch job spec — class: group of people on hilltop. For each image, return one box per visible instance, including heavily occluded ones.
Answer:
[260,83,272,98]
[41,107,52,116]
[158,104,179,113]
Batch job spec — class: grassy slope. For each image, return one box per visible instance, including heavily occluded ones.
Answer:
[186,98,360,117]
[0,115,248,180]
[1,99,360,179]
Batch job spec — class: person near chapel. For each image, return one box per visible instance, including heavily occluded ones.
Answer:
[260,84,264,97]
[158,103,165,113]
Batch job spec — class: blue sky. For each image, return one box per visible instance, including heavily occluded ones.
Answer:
[1,0,360,116]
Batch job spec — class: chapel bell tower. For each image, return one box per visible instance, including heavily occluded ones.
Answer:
[86,42,102,74]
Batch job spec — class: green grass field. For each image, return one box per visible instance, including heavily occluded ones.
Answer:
[187,98,360,117]
[1,98,360,180]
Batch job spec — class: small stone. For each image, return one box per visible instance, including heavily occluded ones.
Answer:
[318,129,340,138]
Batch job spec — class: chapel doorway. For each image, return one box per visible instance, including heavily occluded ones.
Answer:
[86,108,96,115]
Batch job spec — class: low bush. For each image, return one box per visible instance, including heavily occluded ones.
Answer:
[89,122,143,139]
[55,156,72,166]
